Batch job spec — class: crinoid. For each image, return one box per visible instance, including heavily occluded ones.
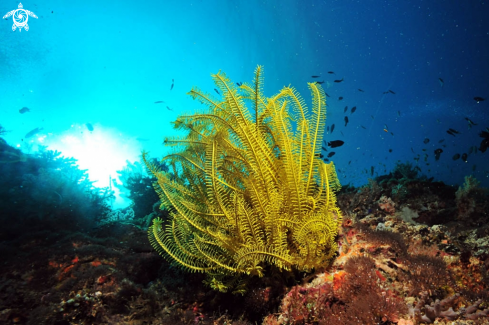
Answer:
[143,66,342,292]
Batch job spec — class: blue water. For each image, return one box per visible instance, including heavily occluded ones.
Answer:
[1,0,488,207]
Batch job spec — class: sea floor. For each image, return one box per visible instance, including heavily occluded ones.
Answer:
[1,175,488,324]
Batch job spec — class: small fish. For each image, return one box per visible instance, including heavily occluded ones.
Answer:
[438,78,444,87]
[360,125,366,129]
[388,90,396,94]
[327,126,330,132]
[154,101,164,104]
[465,117,478,127]
[331,124,335,133]
[383,129,388,132]
[344,116,349,127]
[389,149,393,153]
[170,79,174,91]
[323,158,329,162]
[324,92,330,97]
[461,153,468,162]
[390,132,394,136]
[166,106,173,111]
[19,107,30,114]
[438,139,445,143]
[321,146,327,151]
[397,111,401,117]
[339,96,343,101]
[434,148,443,161]
[25,127,43,138]
[447,130,455,136]
[214,88,220,95]
[448,128,460,134]
[452,153,460,160]
[371,166,374,176]
[311,75,320,78]
[423,138,430,144]
[358,89,364,92]
[469,145,478,154]
[474,97,485,103]
[382,91,389,94]
[334,78,344,83]
[319,154,324,158]
[316,81,325,84]
[328,140,344,148]
[327,71,335,74]
[327,152,336,158]
[350,106,356,114]
[370,115,374,119]
[86,123,94,132]
[344,106,348,113]
[384,124,389,129]
[236,82,243,86]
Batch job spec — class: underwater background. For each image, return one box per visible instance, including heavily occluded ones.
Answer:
[1,1,489,324]
[1,0,488,204]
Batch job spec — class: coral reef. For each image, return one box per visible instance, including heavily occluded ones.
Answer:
[262,171,489,324]
[455,175,489,225]
[113,158,163,223]
[143,66,342,291]
[262,249,408,324]
[410,291,489,323]
[337,178,382,217]
[1,148,489,324]
[0,143,113,241]
[379,195,396,215]
[262,215,489,324]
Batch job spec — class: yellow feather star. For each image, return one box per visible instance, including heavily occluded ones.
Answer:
[143,66,342,291]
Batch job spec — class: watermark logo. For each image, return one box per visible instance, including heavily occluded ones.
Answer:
[3,3,38,32]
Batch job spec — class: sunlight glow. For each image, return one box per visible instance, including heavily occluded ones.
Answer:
[43,124,142,208]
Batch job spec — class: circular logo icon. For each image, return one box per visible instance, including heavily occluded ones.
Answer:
[13,9,28,29]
